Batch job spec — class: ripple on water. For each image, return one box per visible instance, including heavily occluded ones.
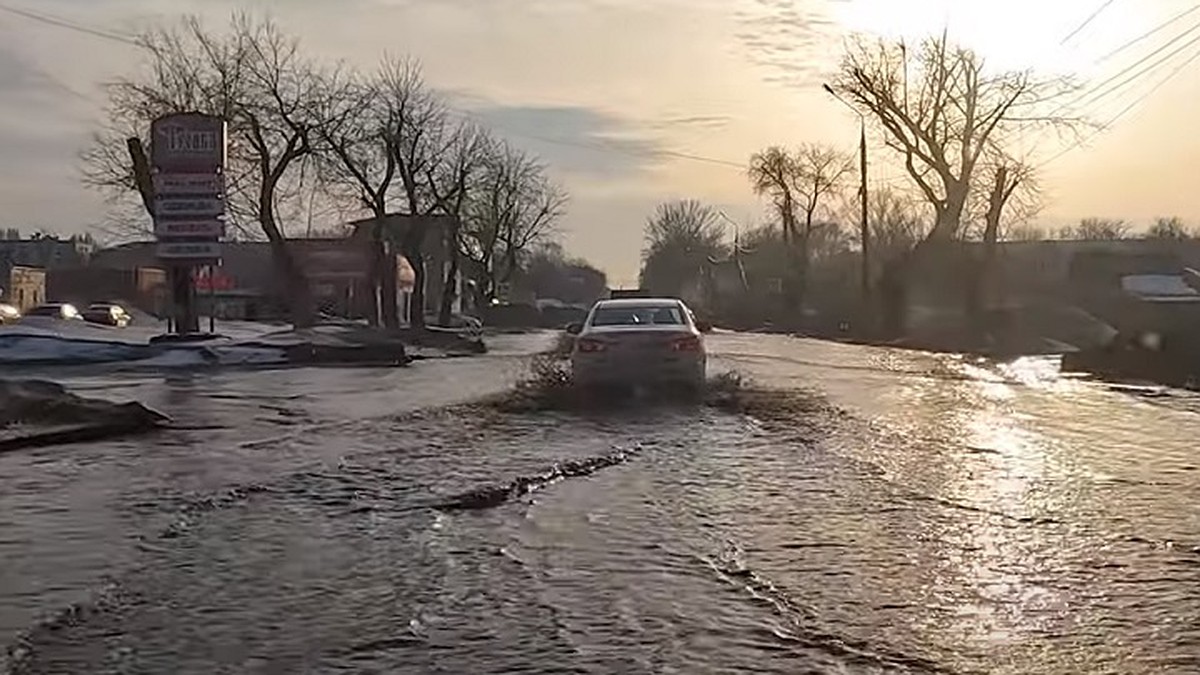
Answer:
[6,337,1200,673]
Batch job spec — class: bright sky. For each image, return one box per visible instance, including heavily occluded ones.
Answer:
[1,0,1199,287]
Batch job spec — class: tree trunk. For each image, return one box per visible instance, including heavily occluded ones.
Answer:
[405,247,426,329]
[796,211,815,313]
[438,245,460,326]
[402,222,429,330]
[267,238,314,328]
[880,258,907,338]
[258,173,313,328]
[927,182,970,242]
[972,167,1008,343]
[381,240,400,329]
[366,234,383,327]
[127,137,202,334]
[170,268,199,333]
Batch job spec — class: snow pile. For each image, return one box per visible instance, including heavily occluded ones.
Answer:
[0,321,418,368]
[1121,274,1200,299]
[0,320,289,368]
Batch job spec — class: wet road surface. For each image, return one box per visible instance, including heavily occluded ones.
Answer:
[2,331,1199,673]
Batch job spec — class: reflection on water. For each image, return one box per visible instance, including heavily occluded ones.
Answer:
[3,332,1200,673]
[711,333,1200,672]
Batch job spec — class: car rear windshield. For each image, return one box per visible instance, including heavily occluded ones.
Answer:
[590,306,685,326]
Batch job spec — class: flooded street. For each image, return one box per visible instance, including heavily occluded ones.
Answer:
[3,331,1199,673]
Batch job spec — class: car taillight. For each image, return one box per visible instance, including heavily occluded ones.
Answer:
[577,338,608,353]
[671,336,701,352]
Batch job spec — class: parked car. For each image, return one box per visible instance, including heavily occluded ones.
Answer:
[83,302,132,327]
[568,297,708,391]
[0,303,19,324]
[25,303,83,321]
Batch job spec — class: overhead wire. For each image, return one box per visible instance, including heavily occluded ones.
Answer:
[1069,18,1200,112]
[1037,6,1200,167]
[1097,2,1200,63]
[0,3,138,103]
[0,2,138,45]
[442,108,748,172]
[1061,0,1121,44]
[0,2,753,175]
[1039,41,1200,170]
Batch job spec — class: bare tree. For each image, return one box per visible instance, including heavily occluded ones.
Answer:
[973,157,1039,240]
[792,144,852,301]
[640,200,728,300]
[865,186,927,268]
[1005,224,1047,242]
[748,144,850,308]
[81,14,347,327]
[1147,216,1191,240]
[428,123,491,324]
[830,32,1081,243]
[460,141,566,306]
[1060,217,1129,240]
[317,57,490,328]
[748,147,798,245]
[793,145,853,238]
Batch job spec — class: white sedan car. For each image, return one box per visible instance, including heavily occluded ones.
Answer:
[569,298,708,391]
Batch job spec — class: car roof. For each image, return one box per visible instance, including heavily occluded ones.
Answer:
[593,298,685,308]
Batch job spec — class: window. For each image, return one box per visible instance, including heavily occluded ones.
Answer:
[591,305,684,326]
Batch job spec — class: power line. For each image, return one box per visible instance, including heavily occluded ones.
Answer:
[1072,21,1200,111]
[2,1,755,176]
[445,108,747,172]
[0,3,137,45]
[1039,41,1200,170]
[1098,2,1200,64]
[1025,7,1200,164]
[1049,16,1200,121]
[1106,45,1200,122]
[1062,0,1120,45]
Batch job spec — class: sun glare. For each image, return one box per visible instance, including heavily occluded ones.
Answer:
[829,0,1158,77]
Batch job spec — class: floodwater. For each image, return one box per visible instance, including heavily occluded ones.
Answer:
[2,331,1198,673]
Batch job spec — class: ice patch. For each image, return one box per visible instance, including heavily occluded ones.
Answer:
[0,321,289,368]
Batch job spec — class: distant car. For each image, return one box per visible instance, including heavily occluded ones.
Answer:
[25,303,83,321]
[83,302,132,327]
[0,303,19,324]
[568,297,708,391]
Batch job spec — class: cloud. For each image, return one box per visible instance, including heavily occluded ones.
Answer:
[455,101,668,179]
[648,115,732,131]
[0,44,93,176]
[734,0,840,87]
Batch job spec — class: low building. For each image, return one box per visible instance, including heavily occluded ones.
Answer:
[0,263,46,312]
[994,239,1200,294]
[46,267,168,317]
[0,236,94,270]
[91,238,415,322]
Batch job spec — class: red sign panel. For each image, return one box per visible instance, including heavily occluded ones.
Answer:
[154,220,226,238]
[194,269,235,291]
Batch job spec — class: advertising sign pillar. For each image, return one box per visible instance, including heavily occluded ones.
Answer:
[150,113,227,335]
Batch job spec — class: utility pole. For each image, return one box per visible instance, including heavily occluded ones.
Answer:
[859,119,870,305]
[823,84,871,305]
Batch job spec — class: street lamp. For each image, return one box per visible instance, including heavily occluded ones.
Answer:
[822,84,870,306]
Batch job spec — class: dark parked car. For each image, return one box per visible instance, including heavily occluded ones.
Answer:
[25,303,83,321]
[83,302,132,327]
